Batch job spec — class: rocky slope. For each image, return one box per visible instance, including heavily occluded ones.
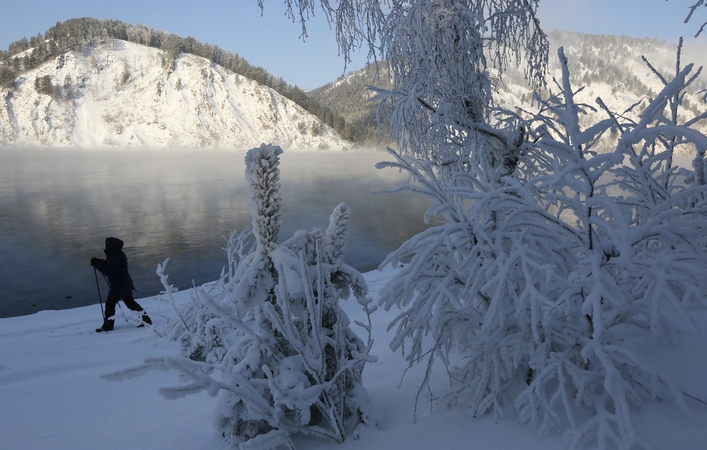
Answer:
[0,40,350,150]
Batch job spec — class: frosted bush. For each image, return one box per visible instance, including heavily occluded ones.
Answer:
[377,45,707,449]
[155,225,254,350]
[108,144,377,450]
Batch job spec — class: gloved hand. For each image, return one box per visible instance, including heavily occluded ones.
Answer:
[90,257,99,267]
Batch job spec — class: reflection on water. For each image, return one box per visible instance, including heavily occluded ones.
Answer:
[0,148,431,318]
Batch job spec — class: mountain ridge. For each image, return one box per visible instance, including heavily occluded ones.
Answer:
[1,26,705,149]
[309,30,707,148]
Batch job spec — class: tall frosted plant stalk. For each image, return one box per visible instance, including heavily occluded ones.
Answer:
[245,144,282,255]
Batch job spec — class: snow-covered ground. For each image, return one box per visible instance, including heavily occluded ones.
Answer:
[1,266,706,450]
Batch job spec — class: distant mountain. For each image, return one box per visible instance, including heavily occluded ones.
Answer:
[2,25,704,149]
[309,63,393,146]
[309,31,707,149]
[0,39,350,149]
[496,31,707,144]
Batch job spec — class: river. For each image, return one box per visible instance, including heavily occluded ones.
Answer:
[0,148,431,318]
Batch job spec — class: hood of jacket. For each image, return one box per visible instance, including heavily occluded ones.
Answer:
[105,237,124,253]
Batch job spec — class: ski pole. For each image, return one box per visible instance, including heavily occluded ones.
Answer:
[93,267,104,317]
[116,301,130,324]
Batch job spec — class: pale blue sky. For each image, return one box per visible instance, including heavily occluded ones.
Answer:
[0,0,704,90]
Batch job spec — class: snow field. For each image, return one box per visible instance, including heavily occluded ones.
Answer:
[1,266,705,450]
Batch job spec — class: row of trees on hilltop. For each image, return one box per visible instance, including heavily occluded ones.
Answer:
[0,33,61,88]
[0,18,351,140]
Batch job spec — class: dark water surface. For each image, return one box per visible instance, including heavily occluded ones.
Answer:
[0,148,430,318]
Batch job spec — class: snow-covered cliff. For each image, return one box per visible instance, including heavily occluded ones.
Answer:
[0,40,351,150]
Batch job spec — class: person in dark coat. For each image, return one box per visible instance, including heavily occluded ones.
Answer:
[91,237,151,332]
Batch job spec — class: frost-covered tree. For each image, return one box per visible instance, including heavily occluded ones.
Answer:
[377,43,707,449]
[260,2,707,449]
[517,45,707,449]
[107,144,377,450]
[263,1,547,173]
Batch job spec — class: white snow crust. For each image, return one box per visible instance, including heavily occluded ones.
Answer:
[0,266,705,450]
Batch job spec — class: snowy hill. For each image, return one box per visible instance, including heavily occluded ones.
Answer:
[0,40,351,150]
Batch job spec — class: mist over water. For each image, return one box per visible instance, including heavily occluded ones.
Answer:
[0,148,431,318]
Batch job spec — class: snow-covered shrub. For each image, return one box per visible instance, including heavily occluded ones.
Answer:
[516,45,707,449]
[209,145,377,448]
[156,226,254,351]
[377,45,707,449]
[108,144,377,450]
[177,309,228,364]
